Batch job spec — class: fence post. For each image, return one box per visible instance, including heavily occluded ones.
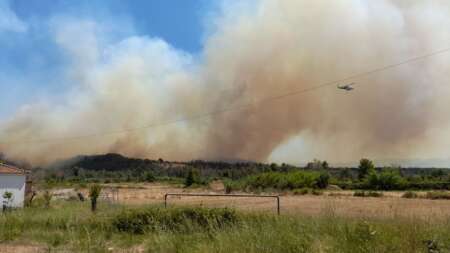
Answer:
[277,196,280,215]
[164,194,168,208]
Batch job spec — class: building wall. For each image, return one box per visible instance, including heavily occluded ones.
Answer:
[0,175,26,207]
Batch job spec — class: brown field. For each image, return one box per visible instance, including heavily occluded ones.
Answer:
[83,183,450,220]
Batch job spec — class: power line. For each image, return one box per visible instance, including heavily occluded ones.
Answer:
[1,46,450,145]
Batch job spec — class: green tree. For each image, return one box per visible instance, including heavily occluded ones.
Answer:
[89,184,102,212]
[322,161,329,170]
[431,169,446,180]
[144,172,156,182]
[316,172,330,189]
[358,158,375,180]
[185,168,199,187]
[366,169,406,190]
[270,163,279,171]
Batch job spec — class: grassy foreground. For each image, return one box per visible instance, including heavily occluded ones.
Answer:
[1,201,450,253]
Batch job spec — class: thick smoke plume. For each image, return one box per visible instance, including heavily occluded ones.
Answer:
[2,0,450,165]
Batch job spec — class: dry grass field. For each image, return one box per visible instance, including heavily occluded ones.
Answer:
[95,183,450,220]
[4,183,450,252]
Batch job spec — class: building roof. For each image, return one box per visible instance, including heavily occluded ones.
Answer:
[0,163,25,175]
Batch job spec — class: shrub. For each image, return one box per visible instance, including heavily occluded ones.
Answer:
[353,191,383,198]
[402,191,418,199]
[112,207,239,234]
[425,191,450,200]
[316,172,330,189]
[366,191,383,197]
[89,184,102,212]
[311,189,323,196]
[185,168,200,187]
[225,184,233,194]
[365,170,406,190]
[293,188,309,195]
[243,171,325,191]
[144,172,156,182]
[353,191,364,197]
[43,191,52,208]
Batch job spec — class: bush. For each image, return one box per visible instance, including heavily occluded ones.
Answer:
[402,191,418,199]
[353,191,383,198]
[311,189,323,196]
[112,207,239,234]
[293,188,309,195]
[425,191,450,200]
[353,191,365,197]
[43,191,53,208]
[89,184,102,212]
[365,170,406,190]
[225,184,233,194]
[144,172,156,182]
[185,168,201,187]
[242,171,327,191]
[366,191,383,197]
[316,172,330,189]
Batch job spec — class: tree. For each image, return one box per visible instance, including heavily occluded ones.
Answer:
[366,169,406,190]
[431,169,446,180]
[144,172,156,182]
[316,172,330,189]
[89,184,102,212]
[322,161,329,170]
[306,159,327,170]
[358,159,375,180]
[184,168,199,187]
[270,163,279,171]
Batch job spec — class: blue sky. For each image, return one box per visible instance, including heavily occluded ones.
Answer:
[0,0,214,118]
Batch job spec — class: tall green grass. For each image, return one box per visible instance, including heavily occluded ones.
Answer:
[1,201,450,252]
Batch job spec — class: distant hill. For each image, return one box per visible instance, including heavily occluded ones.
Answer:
[47,153,162,171]
[37,153,266,181]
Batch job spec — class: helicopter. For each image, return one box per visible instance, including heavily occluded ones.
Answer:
[337,83,355,91]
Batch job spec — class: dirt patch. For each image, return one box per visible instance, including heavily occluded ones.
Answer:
[0,244,46,253]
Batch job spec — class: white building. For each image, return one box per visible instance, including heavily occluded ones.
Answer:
[0,163,27,208]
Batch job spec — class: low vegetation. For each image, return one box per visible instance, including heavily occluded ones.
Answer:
[33,154,450,192]
[113,206,238,234]
[1,201,450,252]
[402,191,419,199]
[353,191,384,198]
[224,170,330,192]
[425,191,450,200]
